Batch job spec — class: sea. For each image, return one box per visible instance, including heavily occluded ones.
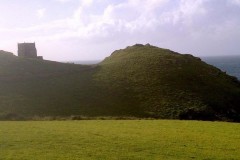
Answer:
[65,60,101,65]
[202,56,240,80]
[68,56,240,80]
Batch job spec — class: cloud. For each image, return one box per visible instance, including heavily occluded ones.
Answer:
[81,0,93,7]
[54,0,72,3]
[36,8,46,19]
[1,0,206,40]
[3,0,240,42]
[231,0,240,6]
[1,0,240,60]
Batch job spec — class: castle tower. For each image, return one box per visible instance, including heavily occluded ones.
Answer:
[18,43,37,58]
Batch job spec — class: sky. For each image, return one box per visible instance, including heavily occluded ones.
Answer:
[0,0,240,61]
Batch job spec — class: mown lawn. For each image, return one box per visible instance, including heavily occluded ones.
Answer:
[0,120,240,160]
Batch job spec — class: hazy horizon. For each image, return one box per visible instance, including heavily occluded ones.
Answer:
[1,0,240,61]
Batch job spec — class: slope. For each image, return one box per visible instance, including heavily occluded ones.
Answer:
[95,44,240,120]
[0,51,97,118]
[0,46,240,121]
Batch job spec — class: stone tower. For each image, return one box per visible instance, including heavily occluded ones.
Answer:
[18,42,37,58]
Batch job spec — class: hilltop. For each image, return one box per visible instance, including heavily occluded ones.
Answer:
[0,45,239,121]
[0,50,14,56]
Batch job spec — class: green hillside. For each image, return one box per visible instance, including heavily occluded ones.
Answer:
[0,45,239,121]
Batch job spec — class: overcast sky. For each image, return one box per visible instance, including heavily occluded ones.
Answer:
[0,0,240,61]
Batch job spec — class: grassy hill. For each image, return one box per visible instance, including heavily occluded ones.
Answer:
[0,46,239,121]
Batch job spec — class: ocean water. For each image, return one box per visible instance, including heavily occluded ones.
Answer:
[65,60,101,65]
[202,56,240,80]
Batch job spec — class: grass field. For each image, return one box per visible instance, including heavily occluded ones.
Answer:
[1,120,240,160]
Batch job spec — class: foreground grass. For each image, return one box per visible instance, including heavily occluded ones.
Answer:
[1,120,240,160]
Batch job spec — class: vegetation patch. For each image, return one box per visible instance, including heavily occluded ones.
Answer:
[0,44,240,121]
